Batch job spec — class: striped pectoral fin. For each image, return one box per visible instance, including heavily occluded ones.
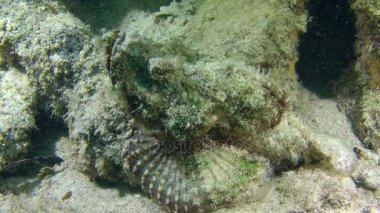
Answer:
[140,152,164,188]
[181,199,199,213]
[124,141,202,213]
[179,178,201,213]
[160,164,178,209]
[159,177,172,209]
[147,156,168,196]
[168,169,182,212]
[125,144,144,170]
[153,159,173,201]
[179,181,190,213]
[173,192,181,212]
[132,148,160,177]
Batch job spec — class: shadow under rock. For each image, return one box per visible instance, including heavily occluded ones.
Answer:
[94,176,143,197]
[61,0,174,32]
[0,114,68,194]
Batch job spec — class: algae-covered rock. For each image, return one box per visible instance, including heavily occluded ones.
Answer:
[0,0,91,116]
[0,1,134,179]
[0,69,38,166]
[277,169,358,211]
[352,159,380,191]
[311,135,357,174]
[352,0,380,150]
[355,90,380,149]
[184,0,307,69]
[121,0,307,82]
[1,0,380,212]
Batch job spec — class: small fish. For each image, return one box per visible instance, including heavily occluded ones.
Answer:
[0,155,64,176]
[61,191,72,201]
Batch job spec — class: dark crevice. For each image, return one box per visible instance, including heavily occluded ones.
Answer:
[94,176,139,197]
[296,0,356,98]
[5,112,68,177]
[0,113,67,193]
[29,111,68,157]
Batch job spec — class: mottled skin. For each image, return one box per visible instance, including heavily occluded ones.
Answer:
[109,33,287,144]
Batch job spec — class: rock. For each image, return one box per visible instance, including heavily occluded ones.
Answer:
[0,69,38,166]
[277,169,358,211]
[355,90,380,150]
[311,135,357,174]
[351,159,380,191]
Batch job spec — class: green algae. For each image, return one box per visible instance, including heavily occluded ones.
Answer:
[236,158,258,185]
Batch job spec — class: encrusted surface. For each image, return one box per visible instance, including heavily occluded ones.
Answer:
[0,0,379,212]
